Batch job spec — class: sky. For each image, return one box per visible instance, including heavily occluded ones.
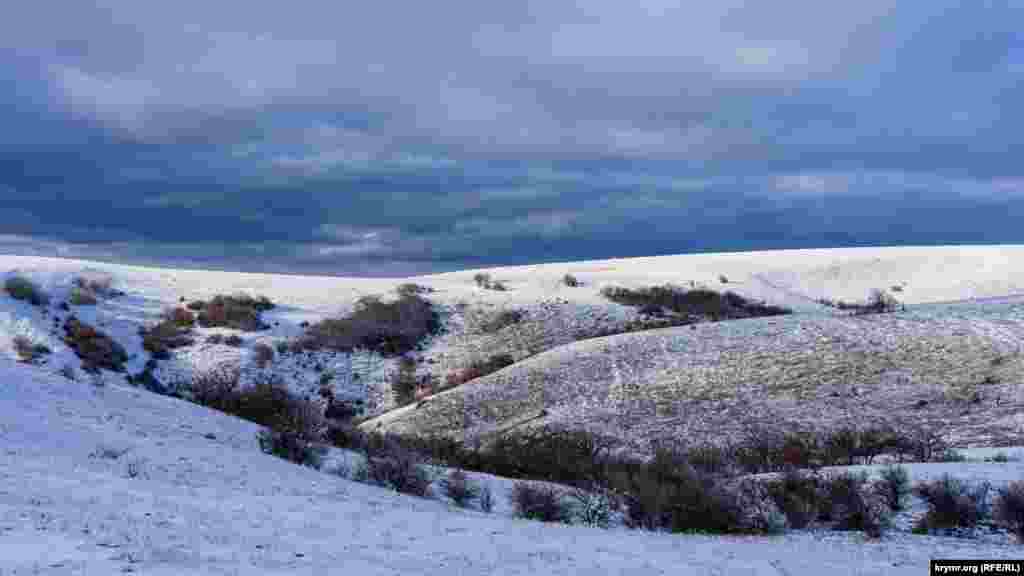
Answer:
[1,1,1022,277]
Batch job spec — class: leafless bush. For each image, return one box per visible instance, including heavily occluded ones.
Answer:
[479,482,494,513]
[441,469,480,508]
[12,335,50,363]
[874,465,911,512]
[162,306,196,327]
[360,443,433,497]
[562,273,580,287]
[478,309,525,333]
[195,294,272,331]
[994,481,1024,543]
[140,319,194,359]
[252,342,275,368]
[443,353,516,390]
[473,273,492,288]
[511,482,570,523]
[914,475,992,532]
[601,284,790,321]
[63,317,128,373]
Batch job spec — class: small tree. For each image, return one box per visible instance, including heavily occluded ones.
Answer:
[473,273,491,289]
[562,274,580,287]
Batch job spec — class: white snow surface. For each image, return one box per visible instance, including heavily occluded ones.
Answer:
[3,246,1024,573]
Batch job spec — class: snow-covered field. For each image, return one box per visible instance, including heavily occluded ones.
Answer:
[3,245,1024,573]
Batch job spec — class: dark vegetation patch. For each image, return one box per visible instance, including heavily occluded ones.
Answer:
[396,283,433,297]
[995,481,1024,543]
[562,274,580,287]
[441,469,481,508]
[190,368,326,468]
[191,293,274,331]
[252,342,275,368]
[600,284,790,321]
[511,482,570,522]
[816,288,904,315]
[63,316,128,373]
[3,275,49,307]
[12,335,51,363]
[913,475,992,533]
[442,353,516,390]
[478,309,525,333]
[140,315,195,360]
[296,293,440,357]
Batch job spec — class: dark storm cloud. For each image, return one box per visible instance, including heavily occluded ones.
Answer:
[1,1,1022,275]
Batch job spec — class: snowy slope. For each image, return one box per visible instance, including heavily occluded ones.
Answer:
[2,358,1023,575]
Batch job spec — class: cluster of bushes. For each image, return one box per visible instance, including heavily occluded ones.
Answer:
[442,353,516,389]
[600,284,791,321]
[63,316,128,373]
[396,283,433,297]
[473,273,507,291]
[190,368,327,468]
[176,365,1024,540]
[188,293,274,331]
[140,308,196,359]
[296,293,440,357]
[4,275,49,307]
[11,335,51,363]
[477,309,525,333]
[324,420,1011,536]
[817,288,903,315]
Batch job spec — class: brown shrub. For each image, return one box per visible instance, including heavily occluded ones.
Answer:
[163,306,195,327]
[140,319,194,359]
[63,316,128,372]
[299,293,440,356]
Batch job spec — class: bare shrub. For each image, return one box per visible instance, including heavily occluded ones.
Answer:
[443,353,516,389]
[196,293,272,331]
[874,465,911,512]
[390,357,419,407]
[258,428,326,469]
[511,482,570,523]
[441,469,480,508]
[569,488,616,528]
[361,442,433,497]
[12,335,50,363]
[479,482,494,513]
[914,475,992,532]
[994,481,1024,543]
[163,306,195,327]
[473,273,491,288]
[562,273,580,287]
[63,317,128,373]
[252,342,275,368]
[396,283,432,297]
[4,275,49,306]
[140,319,194,359]
[490,281,507,291]
[478,309,525,333]
[763,468,823,529]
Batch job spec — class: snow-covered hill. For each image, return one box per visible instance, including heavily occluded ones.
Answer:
[4,245,1024,573]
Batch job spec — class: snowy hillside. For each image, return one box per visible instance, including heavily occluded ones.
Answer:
[3,246,1024,573]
